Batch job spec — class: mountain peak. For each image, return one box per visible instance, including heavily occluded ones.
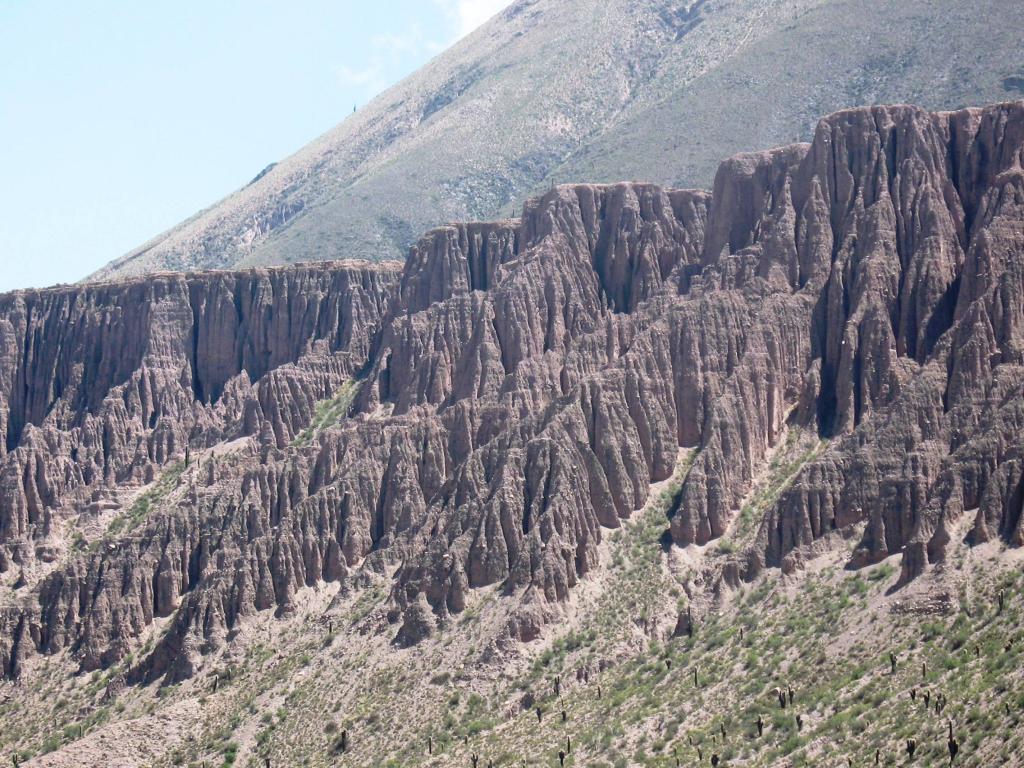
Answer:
[89,0,1024,282]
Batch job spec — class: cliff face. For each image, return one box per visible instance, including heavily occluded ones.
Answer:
[2,101,1023,681]
[0,262,398,561]
[740,104,1024,582]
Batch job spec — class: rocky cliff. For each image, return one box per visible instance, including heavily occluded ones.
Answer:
[0,262,400,674]
[2,101,1023,683]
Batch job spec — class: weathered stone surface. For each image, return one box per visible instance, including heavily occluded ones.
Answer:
[0,261,397,551]
[0,261,399,675]
[2,101,1024,681]
[744,102,1024,586]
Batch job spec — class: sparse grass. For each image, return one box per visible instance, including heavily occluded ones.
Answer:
[107,460,186,536]
[4,452,1022,768]
[734,427,827,543]
[293,381,357,446]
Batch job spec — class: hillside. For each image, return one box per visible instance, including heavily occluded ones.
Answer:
[2,100,1023,766]
[90,0,1024,280]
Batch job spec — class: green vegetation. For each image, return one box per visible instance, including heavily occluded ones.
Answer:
[107,459,186,536]
[4,447,1021,768]
[293,381,357,446]
[735,427,826,541]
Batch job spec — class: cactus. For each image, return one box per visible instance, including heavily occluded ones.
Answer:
[796,714,803,731]
[558,749,566,766]
[947,721,959,764]
[756,714,764,737]
[890,650,897,674]
[906,738,916,760]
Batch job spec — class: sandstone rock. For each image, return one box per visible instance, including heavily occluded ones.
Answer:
[395,594,436,647]
[3,101,1024,681]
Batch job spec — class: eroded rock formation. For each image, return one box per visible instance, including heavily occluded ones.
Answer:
[1,101,1023,681]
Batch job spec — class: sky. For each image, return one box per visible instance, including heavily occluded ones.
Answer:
[0,0,511,293]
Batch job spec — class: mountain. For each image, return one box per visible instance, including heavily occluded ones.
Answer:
[90,0,1024,281]
[3,100,1023,766]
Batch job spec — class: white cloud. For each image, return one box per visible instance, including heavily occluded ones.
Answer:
[334,21,447,101]
[371,24,446,58]
[334,1,513,103]
[334,63,388,96]
[454,0,513,35]
[435,0,513,38]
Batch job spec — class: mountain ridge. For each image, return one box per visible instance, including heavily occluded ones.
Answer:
[88,0,1024,282]
[5,96,1023,666]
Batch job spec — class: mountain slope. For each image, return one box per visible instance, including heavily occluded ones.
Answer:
[90,0,1024,281]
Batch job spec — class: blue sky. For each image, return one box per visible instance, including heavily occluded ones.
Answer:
[0,0,510,292]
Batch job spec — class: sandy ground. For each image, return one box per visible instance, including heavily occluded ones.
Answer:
[27,700,201,768]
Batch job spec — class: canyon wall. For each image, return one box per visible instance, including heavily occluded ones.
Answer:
[2,101,1023,680]
[0,262,398,559]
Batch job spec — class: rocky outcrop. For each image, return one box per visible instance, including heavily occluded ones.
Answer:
[740,103,1024,583]
[2,101,1024,682]
[0,262,398,564]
